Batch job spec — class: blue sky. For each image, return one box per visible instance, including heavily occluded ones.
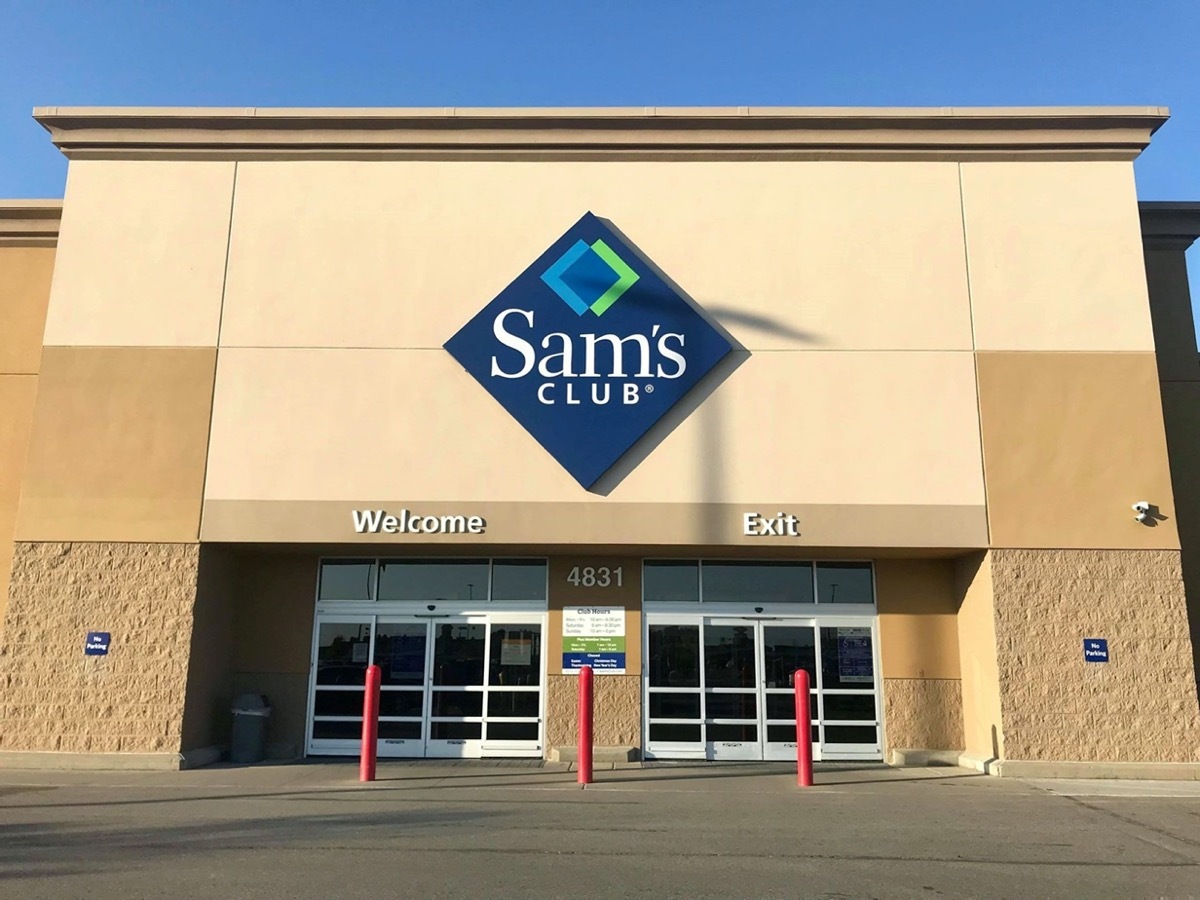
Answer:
[2,1,1198,317]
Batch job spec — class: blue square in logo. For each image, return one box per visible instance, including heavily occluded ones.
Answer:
[561,246,619,309]
[444,212,735,490]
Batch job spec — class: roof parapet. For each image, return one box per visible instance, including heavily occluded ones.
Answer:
[0,200,62,246]
[1140,202,1200,251]
[31,106,1170,162]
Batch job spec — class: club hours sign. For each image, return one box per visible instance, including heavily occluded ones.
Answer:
[562,607,627,674]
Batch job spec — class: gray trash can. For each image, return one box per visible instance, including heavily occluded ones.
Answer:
[230,693,272,764]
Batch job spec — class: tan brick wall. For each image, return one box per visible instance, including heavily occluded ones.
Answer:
[882,678,964,753]
[0,541,200,754]
[991,549,1200,762]
[546,674,641,749]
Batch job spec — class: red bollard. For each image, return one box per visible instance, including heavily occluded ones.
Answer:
[360,664,381,783]
[577,665,594,785]
[795,668,813,787]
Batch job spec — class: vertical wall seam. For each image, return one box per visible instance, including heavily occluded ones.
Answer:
[196,161,239,543]
[958,162,992,548]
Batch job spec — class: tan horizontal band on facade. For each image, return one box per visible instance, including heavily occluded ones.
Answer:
[32,106,1168,161]
[199,500,990,549]
[0,200,62,245]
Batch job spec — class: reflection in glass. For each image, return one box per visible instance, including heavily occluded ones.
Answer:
[431,691,483,717]
[432,623,486,685]
[487,692,539,718]
[318,561,375,601]
[487,721,538,741]
[649,693,701,719]
[707,723,757,742]
[767,724,819,744]
[378,721,422,740]
[820,627,875,690]
[432,722,482,740]
[823,694,876,721]
[375,623,426,686]
[765,692,817,721]
[489,624,541,687]
[705,693,756,719]
[644,561,699,602]
[491,560,548,602]
[311,720,362,740]
[378,560,490,603]
[378,691,423,718]
[761,626,816,689]
[704,625,756,688]
[648,625,700,687]
[823,725,878,745]
[816,562,874,604]
[315,623,370,685]
[649,723,701,743]
[314,691,364,716]
[702,562,814,604]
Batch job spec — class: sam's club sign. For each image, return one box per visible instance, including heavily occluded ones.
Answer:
[445,213,732,489]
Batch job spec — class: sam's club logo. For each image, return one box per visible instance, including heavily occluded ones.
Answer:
[444,212,733,490]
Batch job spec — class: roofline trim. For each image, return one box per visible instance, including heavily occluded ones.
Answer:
[31,105,1170,161]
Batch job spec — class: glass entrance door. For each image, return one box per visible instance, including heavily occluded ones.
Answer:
[644,616,881,761]
[307,615,544,759]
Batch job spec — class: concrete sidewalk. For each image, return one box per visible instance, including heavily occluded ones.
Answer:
[1,761,1198,898]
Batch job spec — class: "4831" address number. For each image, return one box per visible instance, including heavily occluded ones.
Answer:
[566,566,623,588]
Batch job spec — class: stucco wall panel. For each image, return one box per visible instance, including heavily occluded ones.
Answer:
[961,161,1154,351]
[220,160,972,352]
[204,348,985,512]
[43,160,235,347]
[875,559,960,680]
[546,674,641,749]
[16,347,217,543]
[0,542,200,754]
[990,549,1200,762]
[882,678,963,753]
[977,352,1178,549]
[0,246,54,374]
[0,376,38,630]
[955,553,1004,760]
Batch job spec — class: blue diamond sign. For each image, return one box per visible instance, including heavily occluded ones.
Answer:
[444,213,734,490]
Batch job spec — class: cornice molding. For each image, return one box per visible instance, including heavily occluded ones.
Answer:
[0,200,62,246]
[1140,202,1200,250]
[32,106,1170,162]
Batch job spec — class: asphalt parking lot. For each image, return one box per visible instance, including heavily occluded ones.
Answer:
[1,761,1199,899]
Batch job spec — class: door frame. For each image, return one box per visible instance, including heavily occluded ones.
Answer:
[305,612,547,759]
[642,612,883,762]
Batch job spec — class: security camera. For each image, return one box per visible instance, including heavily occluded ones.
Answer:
[1132,501,1151,514]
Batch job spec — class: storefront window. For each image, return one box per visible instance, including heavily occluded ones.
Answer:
[377,559,490,603]
[491,560,547,603]
[815,562,874,604]
[317,560,375,601]
[702,561,814,604]
[644,560,699,602]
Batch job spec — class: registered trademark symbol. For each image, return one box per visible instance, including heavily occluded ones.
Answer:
[645,384,654,393]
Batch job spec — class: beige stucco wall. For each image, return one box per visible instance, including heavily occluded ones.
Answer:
[961,161,1153,351]
[16,347,217,543]
[977,352,1179,550]
[44,160,235,347]
[955,552,1004,760]
[882,679,963,754]
[220,160,973,352]
[0,245,54,633]
[202,348,986,546]
[0,246,55,373]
